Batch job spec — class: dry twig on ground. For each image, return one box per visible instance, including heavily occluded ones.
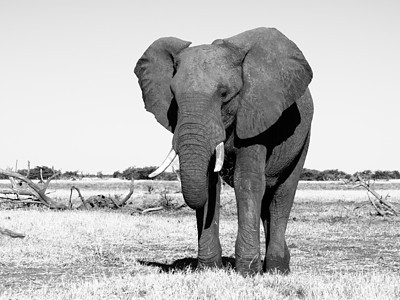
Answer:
[0,226,25,238]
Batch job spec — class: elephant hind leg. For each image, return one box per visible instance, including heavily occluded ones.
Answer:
[261,134,310,274]
[261,185,292,274]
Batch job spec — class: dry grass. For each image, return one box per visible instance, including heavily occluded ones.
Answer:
[1,179,400,299]
[1,270,399,299]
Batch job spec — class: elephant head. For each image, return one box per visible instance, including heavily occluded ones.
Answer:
[134,28,312,210]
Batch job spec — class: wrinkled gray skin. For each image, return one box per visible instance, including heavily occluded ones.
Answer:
[134,28,313,276]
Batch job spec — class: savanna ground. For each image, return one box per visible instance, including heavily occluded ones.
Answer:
[0,179,399,299]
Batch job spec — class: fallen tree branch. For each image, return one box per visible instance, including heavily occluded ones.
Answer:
[367,193,385,216]
[70,181,134,209]
[140,206,164,214]
[0,189,36,196]
[354,175,398,216]
[70,186,87,209]
[0,226,25,238]
[0,198,40,204]
[109,197,121,208]
[118,180,134,206]
[0,169,67,209]
[41,167,59,191]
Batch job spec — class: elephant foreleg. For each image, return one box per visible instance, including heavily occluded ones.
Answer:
[196,171,222,268]
[234,144,267,276]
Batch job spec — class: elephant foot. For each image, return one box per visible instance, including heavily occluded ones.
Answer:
[197,240,222,270]
[235,255,262,277]
[263,255,290,274]
[197,257,222,270]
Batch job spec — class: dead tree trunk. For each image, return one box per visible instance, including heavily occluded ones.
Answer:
[70,180,134,209]
[352,175,399,216]
[0,169,67,209]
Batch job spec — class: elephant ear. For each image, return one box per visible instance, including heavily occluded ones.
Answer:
[134,37,191,132]
[222,28,313,139]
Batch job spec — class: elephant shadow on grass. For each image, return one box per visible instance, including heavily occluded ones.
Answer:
[139,257,235,272]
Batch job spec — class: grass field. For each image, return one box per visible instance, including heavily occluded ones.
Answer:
[0,179,399,299]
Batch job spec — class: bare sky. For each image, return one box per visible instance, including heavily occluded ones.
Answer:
[1,0,399,174]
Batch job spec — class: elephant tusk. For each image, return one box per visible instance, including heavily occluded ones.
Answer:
[214,142,224,172]
[149,148,178,178]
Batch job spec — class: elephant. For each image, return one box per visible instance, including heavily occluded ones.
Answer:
[134,27,313,276]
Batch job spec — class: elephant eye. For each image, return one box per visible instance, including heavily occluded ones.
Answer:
[218,86,228,99]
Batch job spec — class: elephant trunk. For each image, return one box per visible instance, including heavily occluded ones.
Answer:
[172,93,226,210]
[177,123,213,210]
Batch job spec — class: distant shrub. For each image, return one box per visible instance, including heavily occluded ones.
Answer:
[17,169,29,177]
[300,169,321,181]
[301,169,400,182]
[18,166,60,180]
[391,170,400,179]
[319,169,351,181]
[122,166,157,180]
[120,166,177,181]
[354,170,400,180]
[301,169,351,181]
[62,171,79,179]
[112,171,123,179]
